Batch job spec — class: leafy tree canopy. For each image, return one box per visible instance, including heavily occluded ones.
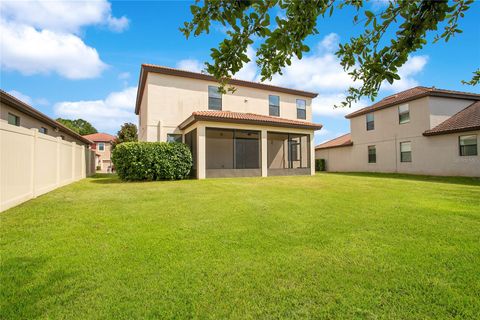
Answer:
[56,118,97,135]
[112,122,138,149]
[181,0,477,107]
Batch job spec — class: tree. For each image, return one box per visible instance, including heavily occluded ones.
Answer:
[112,122,138,149]
[181,0,477,107]
[56,118,97,135]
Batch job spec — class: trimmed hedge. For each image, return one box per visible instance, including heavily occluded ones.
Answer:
[111,142,193,181]
[315,159,326,171]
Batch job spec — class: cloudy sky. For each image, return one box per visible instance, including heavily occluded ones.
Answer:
[1,0,479,143]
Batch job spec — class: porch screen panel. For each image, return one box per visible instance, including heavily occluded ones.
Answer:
[184,129,197,174]
[235,130,260,169]
[267,133,288,169]
[206,128,234,169]
[268,132,310,169]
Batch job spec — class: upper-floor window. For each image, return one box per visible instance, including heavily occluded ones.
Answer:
[208,86,222,110]
[368,145,376,163]
[400,141,412,162]
[269,95,280,117]
[398,104,410,124]
[60,135,65,140]
[98,142,105,151]
[39,127,48,134]
[459,135,477,156]
[366,113,374,131]
[8,113,20,126]
[296,99,306,120]
[167,134,182,143]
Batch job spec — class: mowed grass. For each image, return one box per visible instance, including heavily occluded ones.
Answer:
[1,173,479,319]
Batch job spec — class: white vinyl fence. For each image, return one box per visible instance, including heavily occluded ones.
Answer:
[0,122,95,212]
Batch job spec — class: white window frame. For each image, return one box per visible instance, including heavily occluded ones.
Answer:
[398,104,410,124]
[98,142,105,152]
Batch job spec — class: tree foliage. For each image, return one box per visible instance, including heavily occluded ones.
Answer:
[112,122,138,149]
[181,0,477,107]
[56,118,97,135]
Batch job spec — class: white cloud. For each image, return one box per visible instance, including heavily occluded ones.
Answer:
[312,93,366,117]
[54,87,137,133]
[176,59,205,73]
[0,0,128,79]
[382,55,428,92]
[0,0,128,34]
[1,19,107,79]
[118,72,131,80]
[7,90,49,107]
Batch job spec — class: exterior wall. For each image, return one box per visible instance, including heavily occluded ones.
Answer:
[0,102,87,144]
[141,72,314,142]
[1,122,94,212]
[92,141,113,171]
[428,96,475,128]
[316,131,480,177]
[183,121,315,179]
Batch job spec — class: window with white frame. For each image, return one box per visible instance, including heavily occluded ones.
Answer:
[167,134,182,143]
[208,86,222,110]
[269,95,280,116]
[400,141,412,162]
[459,135,477,156]
[398,104,410,124]
[366,113,374,131]
[39,127,48,134]
[296,99,306,119]
[8,113,20,126]
[368,145,376,163]
[98,142,105,151]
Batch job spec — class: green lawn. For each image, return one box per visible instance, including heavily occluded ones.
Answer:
[1,173,479,319]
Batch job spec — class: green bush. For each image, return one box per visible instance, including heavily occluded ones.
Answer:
[315,159,326,171]
[111,142,193,181]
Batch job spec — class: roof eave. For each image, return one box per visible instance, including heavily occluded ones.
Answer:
[315,142,354,150]
[423,126,480,136]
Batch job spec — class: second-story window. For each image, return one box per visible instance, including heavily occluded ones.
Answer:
[398,104,410,124]
[8,113,20,126]
[366,113,374,131]
[296,99,306,119]
[39,127,48,134]
[98,142,105,151]
[269,95,280,116]
[208,86,222,110]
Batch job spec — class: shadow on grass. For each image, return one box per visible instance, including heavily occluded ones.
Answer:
[89,173,124,184]
[323,172,480,186]
[0,257,81,319]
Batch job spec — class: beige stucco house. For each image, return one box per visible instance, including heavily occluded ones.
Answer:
[83,133,116,172]
[1,90,92,145]
[316,86,480,177]
[135,64,322,179]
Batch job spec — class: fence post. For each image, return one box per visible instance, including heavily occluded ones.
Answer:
[71,142,76,182]
[31,128,38,198]
[81,146,86,178]
[56,137,61,186]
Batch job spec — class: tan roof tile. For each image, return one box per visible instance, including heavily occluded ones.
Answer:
[83,133,116,142]
[179,111,322,130]
[315,133,353,150]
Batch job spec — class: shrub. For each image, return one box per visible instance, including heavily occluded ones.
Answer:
[112,142,193,181]
[315,159,326,171]
[96,166,101,171]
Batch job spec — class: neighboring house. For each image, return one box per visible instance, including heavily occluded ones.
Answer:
[135,64,322,179]
[83,133,116,172]
[316,86,480,177]
[1,90,92,145]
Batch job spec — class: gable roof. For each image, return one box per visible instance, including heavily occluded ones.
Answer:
[315,133,353,150]
[83,132,116,142]
[135,64,318,115]
[345,86,480,119]
[178,110,322,130]
[1,89,92,145]
[423,101,480,136]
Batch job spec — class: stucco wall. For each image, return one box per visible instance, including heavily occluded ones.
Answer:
[316,130,480,177]
[0,102,87,144]
[141,72,314,142]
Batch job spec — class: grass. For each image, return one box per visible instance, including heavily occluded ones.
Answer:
[1,173,479,319]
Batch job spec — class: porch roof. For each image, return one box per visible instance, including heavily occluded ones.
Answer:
[178,111,323,131]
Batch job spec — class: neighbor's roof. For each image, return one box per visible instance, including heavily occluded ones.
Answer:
[423,101,480,136]
[178,111,323,130]
[315,133,353,150]
[135,64,319,115]
[0,89,92,145]
[345,86,480,119]
[83,132,116,142]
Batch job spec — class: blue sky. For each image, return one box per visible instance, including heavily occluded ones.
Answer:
[1,0,479,143]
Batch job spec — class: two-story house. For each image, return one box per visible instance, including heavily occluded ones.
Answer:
[315,86,480,177]
[83,133,116,172]
[135,64,322,179]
